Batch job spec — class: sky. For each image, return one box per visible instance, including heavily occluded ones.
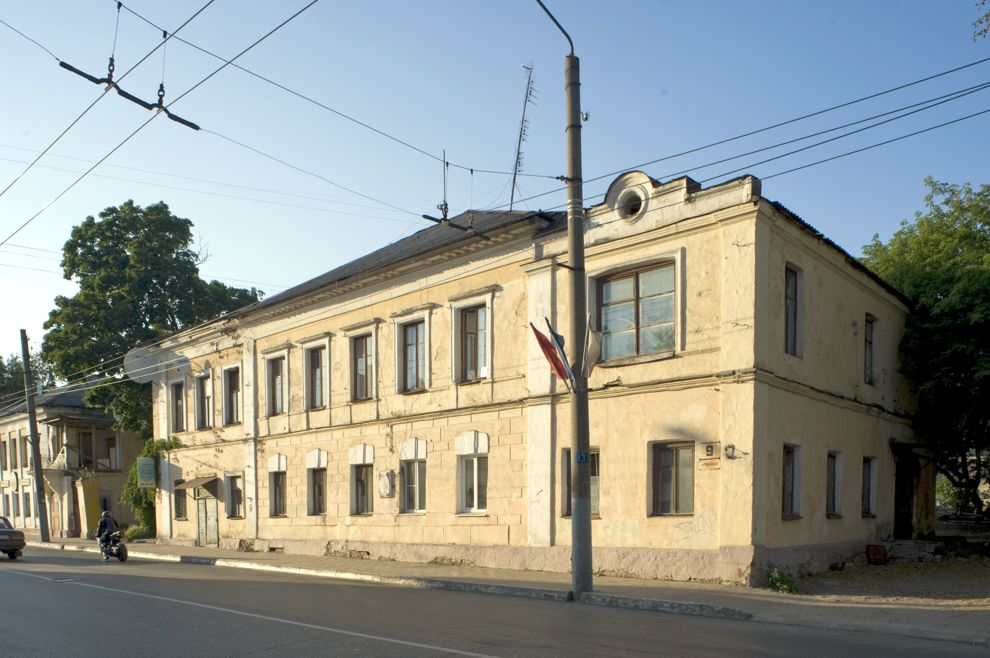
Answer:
[0,0,987,361]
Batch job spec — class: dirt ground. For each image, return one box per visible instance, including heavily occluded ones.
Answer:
[797,521,990,606]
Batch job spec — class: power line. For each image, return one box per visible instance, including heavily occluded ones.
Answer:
[115,0,561,181]
[0,17,60,60]
[0,0,321,249]
[496,54,990,212]
[0,1,218,203]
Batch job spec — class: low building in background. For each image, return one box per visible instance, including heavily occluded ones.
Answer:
[142,171,934,584]
[0,388,143,538]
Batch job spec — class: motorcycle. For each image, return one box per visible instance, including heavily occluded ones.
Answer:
[100,531,128,562]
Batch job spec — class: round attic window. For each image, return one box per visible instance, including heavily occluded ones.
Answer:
[617,190,645,220]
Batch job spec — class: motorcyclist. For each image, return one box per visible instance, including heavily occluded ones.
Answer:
[96,510,118,556]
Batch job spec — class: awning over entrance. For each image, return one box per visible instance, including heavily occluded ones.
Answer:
[174,476,219,490]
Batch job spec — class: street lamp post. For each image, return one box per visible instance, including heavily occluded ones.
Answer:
[535,0,592,598]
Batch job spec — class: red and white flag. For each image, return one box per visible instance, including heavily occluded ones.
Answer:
[530,321,573,386]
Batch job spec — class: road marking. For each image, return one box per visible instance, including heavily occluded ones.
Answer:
[60,579,496,657]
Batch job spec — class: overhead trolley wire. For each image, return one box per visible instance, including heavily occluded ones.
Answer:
[0,0,322,249]
[114,0,561,181]
[0,1,218,203]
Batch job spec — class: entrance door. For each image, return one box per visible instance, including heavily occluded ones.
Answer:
[893,448,918,539]
[196,489,219,547]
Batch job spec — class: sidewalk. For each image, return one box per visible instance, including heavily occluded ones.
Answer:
[26,538,990,647]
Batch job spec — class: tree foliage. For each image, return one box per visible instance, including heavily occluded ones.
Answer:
[0,351,55,399]
[976,0,990,40]
[120,437,183,532]
[863,178,990,513]
[42,200,261,436]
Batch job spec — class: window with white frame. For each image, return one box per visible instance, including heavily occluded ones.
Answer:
[195,374,212,430]
[23,491,31,517]
[223,367,241,425]
[268,453,287,517]
[862,457,877,516]
[225,474,243,518]
[599,263,675,360]
[651,442,693,515]
[455,431,489,513]
[562,447,600,517]
[399,438,427,513]
[782,444,801,518]
[351,335,372,401]
[784,264,804,357]
[400,321,426,392]
[267,355,286,416]
[305,344,328,409]
[170,381,185,433]
[349,443,374,515]
[450,289,497,384]
[306,448,328,515]
[864,314,876,384]
[826,451,843,518]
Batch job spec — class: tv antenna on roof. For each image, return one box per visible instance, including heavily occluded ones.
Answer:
[510,64,536,210]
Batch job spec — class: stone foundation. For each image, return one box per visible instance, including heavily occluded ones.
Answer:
[752,540,869,584]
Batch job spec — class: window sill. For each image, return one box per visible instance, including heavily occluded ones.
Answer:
[399,511,426,516]
[269,514,287,519]
[782,514,802,521]
[649,512,693,518]
[350,398,375,405]
[195,425,212,432]
[398,388,428,396]
[350,513,374,517]
[562,514,602,520]
[223,421,242,428]
[598,351,676,369]
[826,513,843,520]
[306,405,327,412]
[307,513,327,517]
[226,516,244,520]
[175,517,188,521]
[457,378,488,387]
[862,512,877,519]
[456,511,488,517]
[267,412,285,418]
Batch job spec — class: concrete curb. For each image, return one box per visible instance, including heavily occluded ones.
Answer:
[25,541,748,620]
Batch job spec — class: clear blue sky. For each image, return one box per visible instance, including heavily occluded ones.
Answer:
[1,0,987,359]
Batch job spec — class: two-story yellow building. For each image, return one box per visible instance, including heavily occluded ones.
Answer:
[143,172,933,583]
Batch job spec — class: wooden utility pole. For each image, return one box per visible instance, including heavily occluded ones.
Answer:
[20,330,51,543]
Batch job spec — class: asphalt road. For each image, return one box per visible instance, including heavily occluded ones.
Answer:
[0,548,984,657]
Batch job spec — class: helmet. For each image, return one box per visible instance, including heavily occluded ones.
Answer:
[102,511,111,518]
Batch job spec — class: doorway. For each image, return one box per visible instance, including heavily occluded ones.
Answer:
[893,447,918,540]
[195,487,219,547]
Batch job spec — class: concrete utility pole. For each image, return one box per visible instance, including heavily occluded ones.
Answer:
[20,330,51,543]
[535,0,592,597]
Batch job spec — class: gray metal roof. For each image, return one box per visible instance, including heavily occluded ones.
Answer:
[0,385,114,421]
[223,209,568,321]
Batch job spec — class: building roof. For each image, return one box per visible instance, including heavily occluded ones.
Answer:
[219,209,568,322]
[0,385,114,422]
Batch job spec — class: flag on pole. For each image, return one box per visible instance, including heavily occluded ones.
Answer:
[582,313,602,379]
[545,317,575,383]
[530,322,572,386]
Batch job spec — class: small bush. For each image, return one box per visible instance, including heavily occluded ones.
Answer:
[828,561,845,571]
[767,566,799,594]
[124,525,154,542]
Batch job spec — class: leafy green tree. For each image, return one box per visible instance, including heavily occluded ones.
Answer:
[976,0,990,40]
[863,178,990,514]
[42,200,261,436]
[121,437,183,533]
[0,351,55,398]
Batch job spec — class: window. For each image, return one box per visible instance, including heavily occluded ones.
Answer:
[826,451,843,518]
[460,455,488,512]
[21,435,31,469]
[79,431,94,469]
[862,457,877,516]
[782,444,801,518]
[99,491,112,513]
[170,381,185,433]
[270,470,286,516]
[460,306,488,382]
[1,439,7,471]
[105,436,118,471]
[223,367,241,425]
[11,492,19,517]
[226,475,243,518]
[308,467,327,515]
[174,480,187,519]
[9,437,17,469]
[305,345,327,409]
[351,335,371,401]
[400,321,426,392]
[352,464,373,514]
[267,356,286,416]
[784,265,803,357]
[22,491,31,518]
[562,448,600,517]
[195,376,212,430]
[600,264,675,360]
[651,443,693,515]
[864,314,876,384]
[401,459,426,513]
